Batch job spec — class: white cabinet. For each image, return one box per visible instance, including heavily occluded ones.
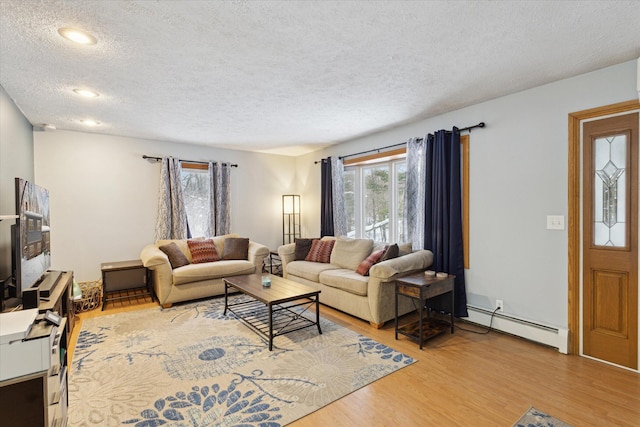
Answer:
[0,310,68,426]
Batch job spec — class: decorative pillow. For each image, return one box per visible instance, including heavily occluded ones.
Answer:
[187,238,220,264]
[380,243,399,262]
[329,237,374,270]
[355,250,384,276]
[398,242,413,256]
[294,238,315,260]
[222,237,250,260]
[159,242,190,268]
[305,239,335,263]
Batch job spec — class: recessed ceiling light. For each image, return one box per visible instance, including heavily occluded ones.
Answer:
[73,88,99,98]
[81,119,100,126]
[58,27,97,45]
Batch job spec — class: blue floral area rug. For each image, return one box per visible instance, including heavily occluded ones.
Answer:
[68,295,415,426]
[513,406,573,427]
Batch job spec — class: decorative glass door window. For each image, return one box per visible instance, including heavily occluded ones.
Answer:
[593,134,627,247]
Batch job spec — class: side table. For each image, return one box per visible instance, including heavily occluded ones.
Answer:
[395,272,455,349]
[264,251,283,276]
[101,260,154,310]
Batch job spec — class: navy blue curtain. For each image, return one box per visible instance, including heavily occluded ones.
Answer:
[424,128,468,317]
[320,158,334,237]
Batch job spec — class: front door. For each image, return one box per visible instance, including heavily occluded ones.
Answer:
[582,112,639,369]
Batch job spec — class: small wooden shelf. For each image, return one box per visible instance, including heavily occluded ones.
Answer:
[397,317,451,343]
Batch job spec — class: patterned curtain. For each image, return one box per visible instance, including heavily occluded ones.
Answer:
[155,157,188,240]
[331,156,347,236]
[208,162,231,236]
[404,137,426,250]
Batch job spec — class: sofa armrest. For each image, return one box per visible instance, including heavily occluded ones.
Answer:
[365,249,434,324]
[369,250,434,281]
[140,244,170,269]
[140,244,175,305]
[277,243,296,278]
[248,241,269,272]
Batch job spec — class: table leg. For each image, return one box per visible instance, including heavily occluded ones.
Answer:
[450,288,455,334]
[268,303,273,351]
[315,295,322,335]
[101,271,106,311]
[223,281,229,315]
[419,296,424,350]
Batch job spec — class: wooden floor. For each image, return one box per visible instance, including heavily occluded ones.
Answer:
[69,295,640,427]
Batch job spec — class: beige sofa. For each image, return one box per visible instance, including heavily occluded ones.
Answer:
[140,233,269,307]
[278,237,433,328]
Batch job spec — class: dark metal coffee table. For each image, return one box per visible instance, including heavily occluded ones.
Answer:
[223,274,322,350]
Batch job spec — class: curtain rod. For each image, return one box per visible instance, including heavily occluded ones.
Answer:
[314,122,485,164]
[142,155,238,167]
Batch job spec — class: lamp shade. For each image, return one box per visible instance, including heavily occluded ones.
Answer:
[283,195,300,214]
[282,195,301,245]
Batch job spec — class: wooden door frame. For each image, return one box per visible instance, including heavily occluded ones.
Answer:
[568,99,640,354]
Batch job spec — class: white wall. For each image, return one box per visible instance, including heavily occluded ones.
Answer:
[27,60,639,330]
[34,131,296,282]
[295,60,639,329]
[0,85,33,280]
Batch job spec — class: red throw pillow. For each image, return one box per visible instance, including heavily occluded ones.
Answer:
[187,239,220,263]
[356,250,385,276]
[305,239,335,263]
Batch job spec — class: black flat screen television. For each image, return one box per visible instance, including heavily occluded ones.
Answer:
[12,177,52,297]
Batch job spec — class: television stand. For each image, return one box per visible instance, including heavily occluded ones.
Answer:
[37,271,75,344]
[37,270,62,298]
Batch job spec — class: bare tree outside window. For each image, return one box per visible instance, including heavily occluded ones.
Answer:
[364,165,390,242]
[344,159,406,243]
[181,168,209,238]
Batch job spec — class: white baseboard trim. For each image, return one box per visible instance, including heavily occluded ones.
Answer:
[465,305,569,354]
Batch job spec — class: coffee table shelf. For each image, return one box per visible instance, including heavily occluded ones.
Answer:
[226,298,319,342]
[223,274,322,350]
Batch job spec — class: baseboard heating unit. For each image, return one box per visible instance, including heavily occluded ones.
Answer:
[465,305,569,354]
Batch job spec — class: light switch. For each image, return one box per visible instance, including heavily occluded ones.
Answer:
[547,215,565,230]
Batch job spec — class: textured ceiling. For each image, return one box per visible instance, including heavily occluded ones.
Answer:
[1,1,639,156]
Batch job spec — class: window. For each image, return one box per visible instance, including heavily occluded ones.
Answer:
[345,158,406,243]
[343,135,469,269]
[181,163,209,238]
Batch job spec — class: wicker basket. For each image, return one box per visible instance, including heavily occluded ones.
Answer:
[74,280,103,312]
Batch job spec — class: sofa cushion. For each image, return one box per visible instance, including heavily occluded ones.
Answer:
[157,239,194,262]
[172,260,255,285]
[212,233,240,257]
[355,250,384,276]
[187,238,220,263]
[294,238,315,260]
[319,269,369,296]
[287,260,340,282]
[380,243,399,262]
[398,242,413,256]
[305,239,335,263]
[329,237,374,271]
[223,237,249,260]
[159,242,190,269]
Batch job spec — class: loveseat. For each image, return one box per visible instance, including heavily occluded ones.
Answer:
[278,236,433,328]
[140,233,269,307]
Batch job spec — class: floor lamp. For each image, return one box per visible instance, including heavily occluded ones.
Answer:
[282,195,301,245]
